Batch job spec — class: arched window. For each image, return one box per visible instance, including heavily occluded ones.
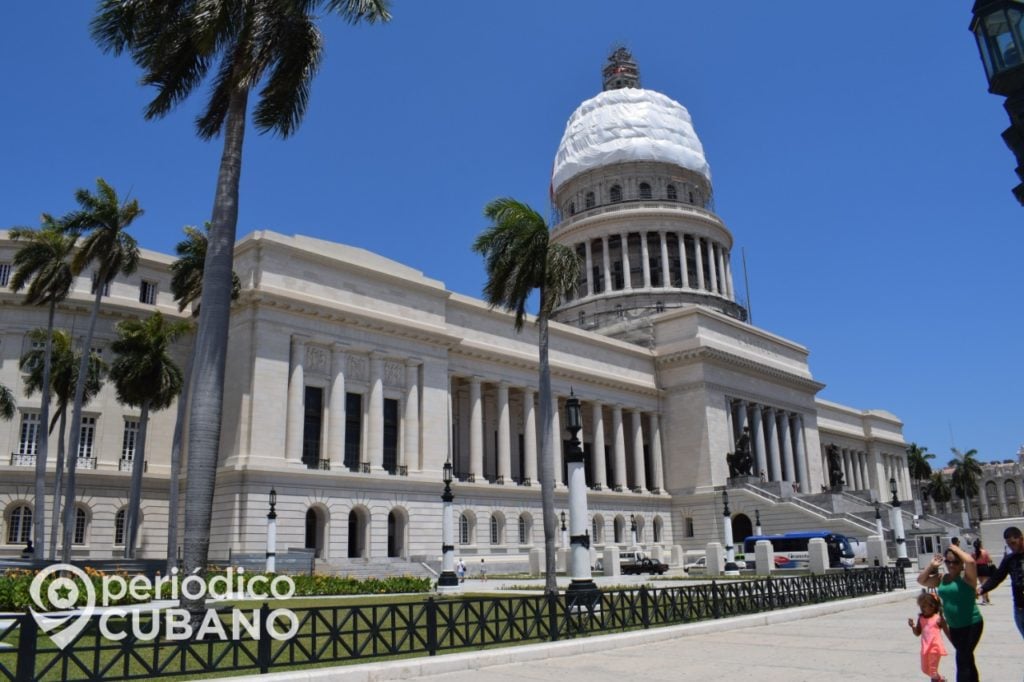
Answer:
[666,184,677,201]
[6,505,31,545]
[688,190,695,203]
[518,514,529,544]
[73,507,88,545]
[1005,479,1019,500]
[613,516,625,544]
[459,513,470,545]
[639,182,652,199]
[653,516,664,544]
[490,514,503,545]
[114,508,127,546]
[609,185,622,203]
[569,202,576,216]
[591,516,604,544]
[585,192,595,209]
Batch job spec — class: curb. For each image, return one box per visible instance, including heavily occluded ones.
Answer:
[234,587,916,681]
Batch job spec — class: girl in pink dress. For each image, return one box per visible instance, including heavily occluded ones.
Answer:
[908,591,950,682]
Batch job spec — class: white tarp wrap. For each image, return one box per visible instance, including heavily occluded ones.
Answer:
[551,88,711,193]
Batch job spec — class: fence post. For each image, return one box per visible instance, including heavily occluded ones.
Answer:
[766,575,774,610]
[639,586,650,629]
[425,597,438,656]
[257,602,271,674]
[15,613,37,682]
[711,580,721,619]
[547,592,559,642]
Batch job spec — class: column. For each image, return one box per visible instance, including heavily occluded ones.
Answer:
[591,401,607,490]
[469,376,483,482]
[733,399,749,441]
[751,405,767,477]
[859,453,870,492]
[724,253,735,300]
[843,449,854,490]
[522,387,537,485]
[631,409,647,492]
[792,414,808,492]
[706,240,719,294]
[648,412,665,493]
[285,335,307,465]
[367,352,385,471]
[996,479,1006,516]
[602,236,612,293]
[779,412,794,482]
[715,245,726,296]
[496,382,511,484]
[399,360,419,472]
[694,237,706,290]
[612,405,627,491]
[551,395,563,486]
[584,240,594,297]
[621,233,632,290]
[764,407,781,481]
[640,231,651,288]
[659,231,670,287]
[328,343,347,470]
[867,444,883,498]
[679,233,690,288]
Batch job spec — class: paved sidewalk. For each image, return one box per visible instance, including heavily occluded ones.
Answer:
[243,580,1022,682]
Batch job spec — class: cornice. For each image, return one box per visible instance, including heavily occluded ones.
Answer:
[657,346,825,394]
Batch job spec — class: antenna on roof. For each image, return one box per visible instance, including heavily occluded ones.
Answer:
[742,247,753,325]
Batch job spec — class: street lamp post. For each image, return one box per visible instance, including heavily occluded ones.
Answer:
[564,390,599,606]
[438,459,460,593]
[560,510,568,549]
[629,514,638,547]
[266,488,277,574]
[874,501,885,539]
[754,509,762,536]
[971,0,1024,204]
[890,477,911,569]
[722,490,739,574]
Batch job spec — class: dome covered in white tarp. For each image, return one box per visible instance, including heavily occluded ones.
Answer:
[551,88,711,193]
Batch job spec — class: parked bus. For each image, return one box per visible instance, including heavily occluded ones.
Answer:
[742,531,855,569]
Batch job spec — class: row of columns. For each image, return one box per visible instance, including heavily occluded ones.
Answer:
[828,447,873,492]
[819,443,911,501]
[285,336,421,473]
[979,477,1024,518]
[729,399,809,489]
[455,376,665,494]
[577,230,735,301]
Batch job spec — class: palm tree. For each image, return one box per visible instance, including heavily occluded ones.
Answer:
[9,222,77,552]
[949,447,983,527]
[473,198,580,597]
[925,472,953,515]
[55,177,142,561]
[906,442,934,507]
[92,0,392,587]
[0,384,14,420]
[21,330,105,559]
[110,313,189,558]
[164,225,240,572]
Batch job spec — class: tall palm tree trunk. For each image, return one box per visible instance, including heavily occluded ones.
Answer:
[537,313,557,597]
[166,343,195,573]
[33,300,57,554]
[126,401,150,558]
[62,286,105,561]
[48,410,68,560]
[183,87,248,611]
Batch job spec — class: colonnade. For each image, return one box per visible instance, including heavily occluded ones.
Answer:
[451,375,665,494]
[818,443,910,501]
[727,398,809,490]
[570,229,735,301]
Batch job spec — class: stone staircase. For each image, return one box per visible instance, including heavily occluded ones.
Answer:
[314,557,436,580]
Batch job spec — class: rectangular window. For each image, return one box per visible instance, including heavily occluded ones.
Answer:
[383,398,399,474]
[301,386,324,469]
[0,263,10,287]
[90,272,111,297]
[73,509,87,545]
[78,417,96,459]
[685,517,695,538]
[18,413,40,456]
[122,419,140,461]
[139,280,157,305]
[344,392,362,472]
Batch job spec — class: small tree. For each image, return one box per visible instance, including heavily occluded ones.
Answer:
[110,312,189,558]
[906,442,934,506]
[0,384,14,421]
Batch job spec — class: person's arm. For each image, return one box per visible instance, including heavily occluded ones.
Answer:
[938,612,950,638]
[917,554,943,588]
[979,552,1012,595]
[949,543,978,587]
[907,616,922,636]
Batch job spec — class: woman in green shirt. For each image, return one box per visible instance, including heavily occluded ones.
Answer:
[918,543,983,682]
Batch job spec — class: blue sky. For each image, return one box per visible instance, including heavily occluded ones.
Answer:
[2,3,1021,463]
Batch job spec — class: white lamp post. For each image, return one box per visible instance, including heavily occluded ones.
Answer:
[437,459,460,593]
[266,488,277,574]
[754,508,763,536]
[875,501,885,539]
[564,390,599,607]
[723,489,739,574]
[890,477,911,568]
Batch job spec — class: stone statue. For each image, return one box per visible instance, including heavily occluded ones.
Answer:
[727,427,753,478]
[826,443,845,490]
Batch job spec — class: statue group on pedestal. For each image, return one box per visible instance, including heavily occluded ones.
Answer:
[727,426,753,478]
[826,443,845,491]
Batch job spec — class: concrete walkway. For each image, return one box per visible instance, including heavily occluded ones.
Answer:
[240,579,1022,681]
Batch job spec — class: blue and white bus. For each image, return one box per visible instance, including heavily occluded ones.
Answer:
[742,531,855,569]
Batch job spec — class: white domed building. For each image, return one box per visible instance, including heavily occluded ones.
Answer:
[0,49,948,570]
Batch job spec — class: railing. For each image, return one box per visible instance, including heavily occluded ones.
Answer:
[118,458,147,473]
[76,457,96,470]
[8,453,34,467]
[0,568,904,681]
[305,458,330,471]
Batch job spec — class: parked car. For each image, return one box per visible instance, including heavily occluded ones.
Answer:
[683,556,706,573]
[622,557,669,575]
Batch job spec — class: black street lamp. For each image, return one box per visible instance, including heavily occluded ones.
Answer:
[889,477,900,506]
[722,489,738,573]
[438,459,460,591]
[889,477,910,568]
[563,389,598,607]
[266,488,278,573]
[971,1,1024,204]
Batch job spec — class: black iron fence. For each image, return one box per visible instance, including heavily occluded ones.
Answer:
[0,568,904,681]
